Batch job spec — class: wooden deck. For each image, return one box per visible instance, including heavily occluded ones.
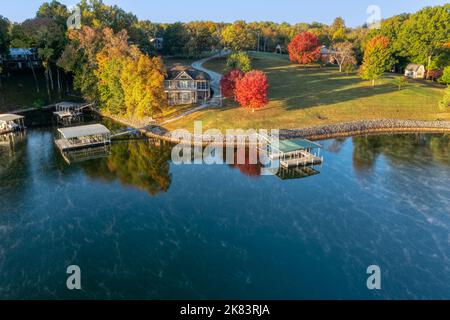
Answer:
[280,150,323,168]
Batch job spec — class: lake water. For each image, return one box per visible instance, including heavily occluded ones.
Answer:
[0,121,450,299]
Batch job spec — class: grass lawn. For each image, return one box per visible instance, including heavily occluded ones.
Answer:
[164,52,449,131]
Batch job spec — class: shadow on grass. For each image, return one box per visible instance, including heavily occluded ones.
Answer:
[282,83,398,110]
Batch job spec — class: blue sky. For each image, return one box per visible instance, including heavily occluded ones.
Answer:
[0,0,448,26]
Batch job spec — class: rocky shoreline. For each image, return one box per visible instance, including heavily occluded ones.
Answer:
[139,119,450,145]
[12,107,450,145]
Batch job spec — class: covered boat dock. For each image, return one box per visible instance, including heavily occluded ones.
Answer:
[53,101,93,125]
[0,114,26,135]
[55,124,111,152]
[268,139,323,168]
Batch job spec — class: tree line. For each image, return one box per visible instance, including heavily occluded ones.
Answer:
[0,0,449,115]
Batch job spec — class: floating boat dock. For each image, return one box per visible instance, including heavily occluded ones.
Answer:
[55,124,111,152]
[0,114,26,135]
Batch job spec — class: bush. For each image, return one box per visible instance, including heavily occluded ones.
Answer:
[32,98,46,108]
[342,64,356,75]
[392,76,407,90]
[439,87,450,111]
[439,66,450,85]
[226,52,252,73]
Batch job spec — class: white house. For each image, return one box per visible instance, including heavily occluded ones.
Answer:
[404,63,426,79]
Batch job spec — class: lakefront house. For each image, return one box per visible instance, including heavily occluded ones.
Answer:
[1,48,41,70]
[164,65,211,105]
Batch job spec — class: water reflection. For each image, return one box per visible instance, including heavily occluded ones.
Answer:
[0,132,29,207]
[352,134,450,172]
[1,128,450,299]
[81,140,172,196]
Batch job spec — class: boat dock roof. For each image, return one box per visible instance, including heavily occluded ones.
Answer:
[56,101,85,109]
[0,114,24,123]
[277,139,322,153]
[57,124,111,139]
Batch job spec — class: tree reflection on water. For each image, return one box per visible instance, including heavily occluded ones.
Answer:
[81,140,172,195]
[352,133,450,172]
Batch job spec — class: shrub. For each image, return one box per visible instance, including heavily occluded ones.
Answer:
[226,51,252,73]
[392,76,407,90]
[439,87,450,111]
[439,66,450,85]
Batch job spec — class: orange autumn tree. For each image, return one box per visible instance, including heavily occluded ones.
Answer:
[235,70,269,111]
[288,32,321,64]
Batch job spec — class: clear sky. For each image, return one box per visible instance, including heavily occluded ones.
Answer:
[0,0,448,26]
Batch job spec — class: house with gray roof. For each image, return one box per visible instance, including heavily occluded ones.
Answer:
[164,65,212,105]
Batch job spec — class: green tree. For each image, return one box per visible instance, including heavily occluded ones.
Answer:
[78,0,138,33]
[221,21,256,52]
[440,87,450,111]
[226,51,252,72]
[120,47,167,118]
[184,21,220,58]
[360,35,393,86]
[330,17,346,43]
[37,1,69,27]
[58,25,105,101]
[95,28,129,115]
[392,76,407,90]
[0,16,9,57]
[440,66,450,85]
[397,5,450,76]
[162,22,188,56]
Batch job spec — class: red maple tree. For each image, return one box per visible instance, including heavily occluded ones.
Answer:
[288,32,321,64]
[220,69,245,98]
[235,70,269,111]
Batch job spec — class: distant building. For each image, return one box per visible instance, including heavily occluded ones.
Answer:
[150,37,163,51]
[320,46,336,64]
[164,65,211,105]
[275,44,282,54]
[405,63,426,79]
[1,48,41,70]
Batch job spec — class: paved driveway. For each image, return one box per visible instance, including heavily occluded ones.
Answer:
[161,51,230,125]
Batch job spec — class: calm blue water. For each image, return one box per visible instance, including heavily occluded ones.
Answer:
[0,127,449,300]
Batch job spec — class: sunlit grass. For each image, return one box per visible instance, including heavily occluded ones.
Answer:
[165,52,448,131]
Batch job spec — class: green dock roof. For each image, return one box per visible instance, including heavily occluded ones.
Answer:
[277,139,322,153]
